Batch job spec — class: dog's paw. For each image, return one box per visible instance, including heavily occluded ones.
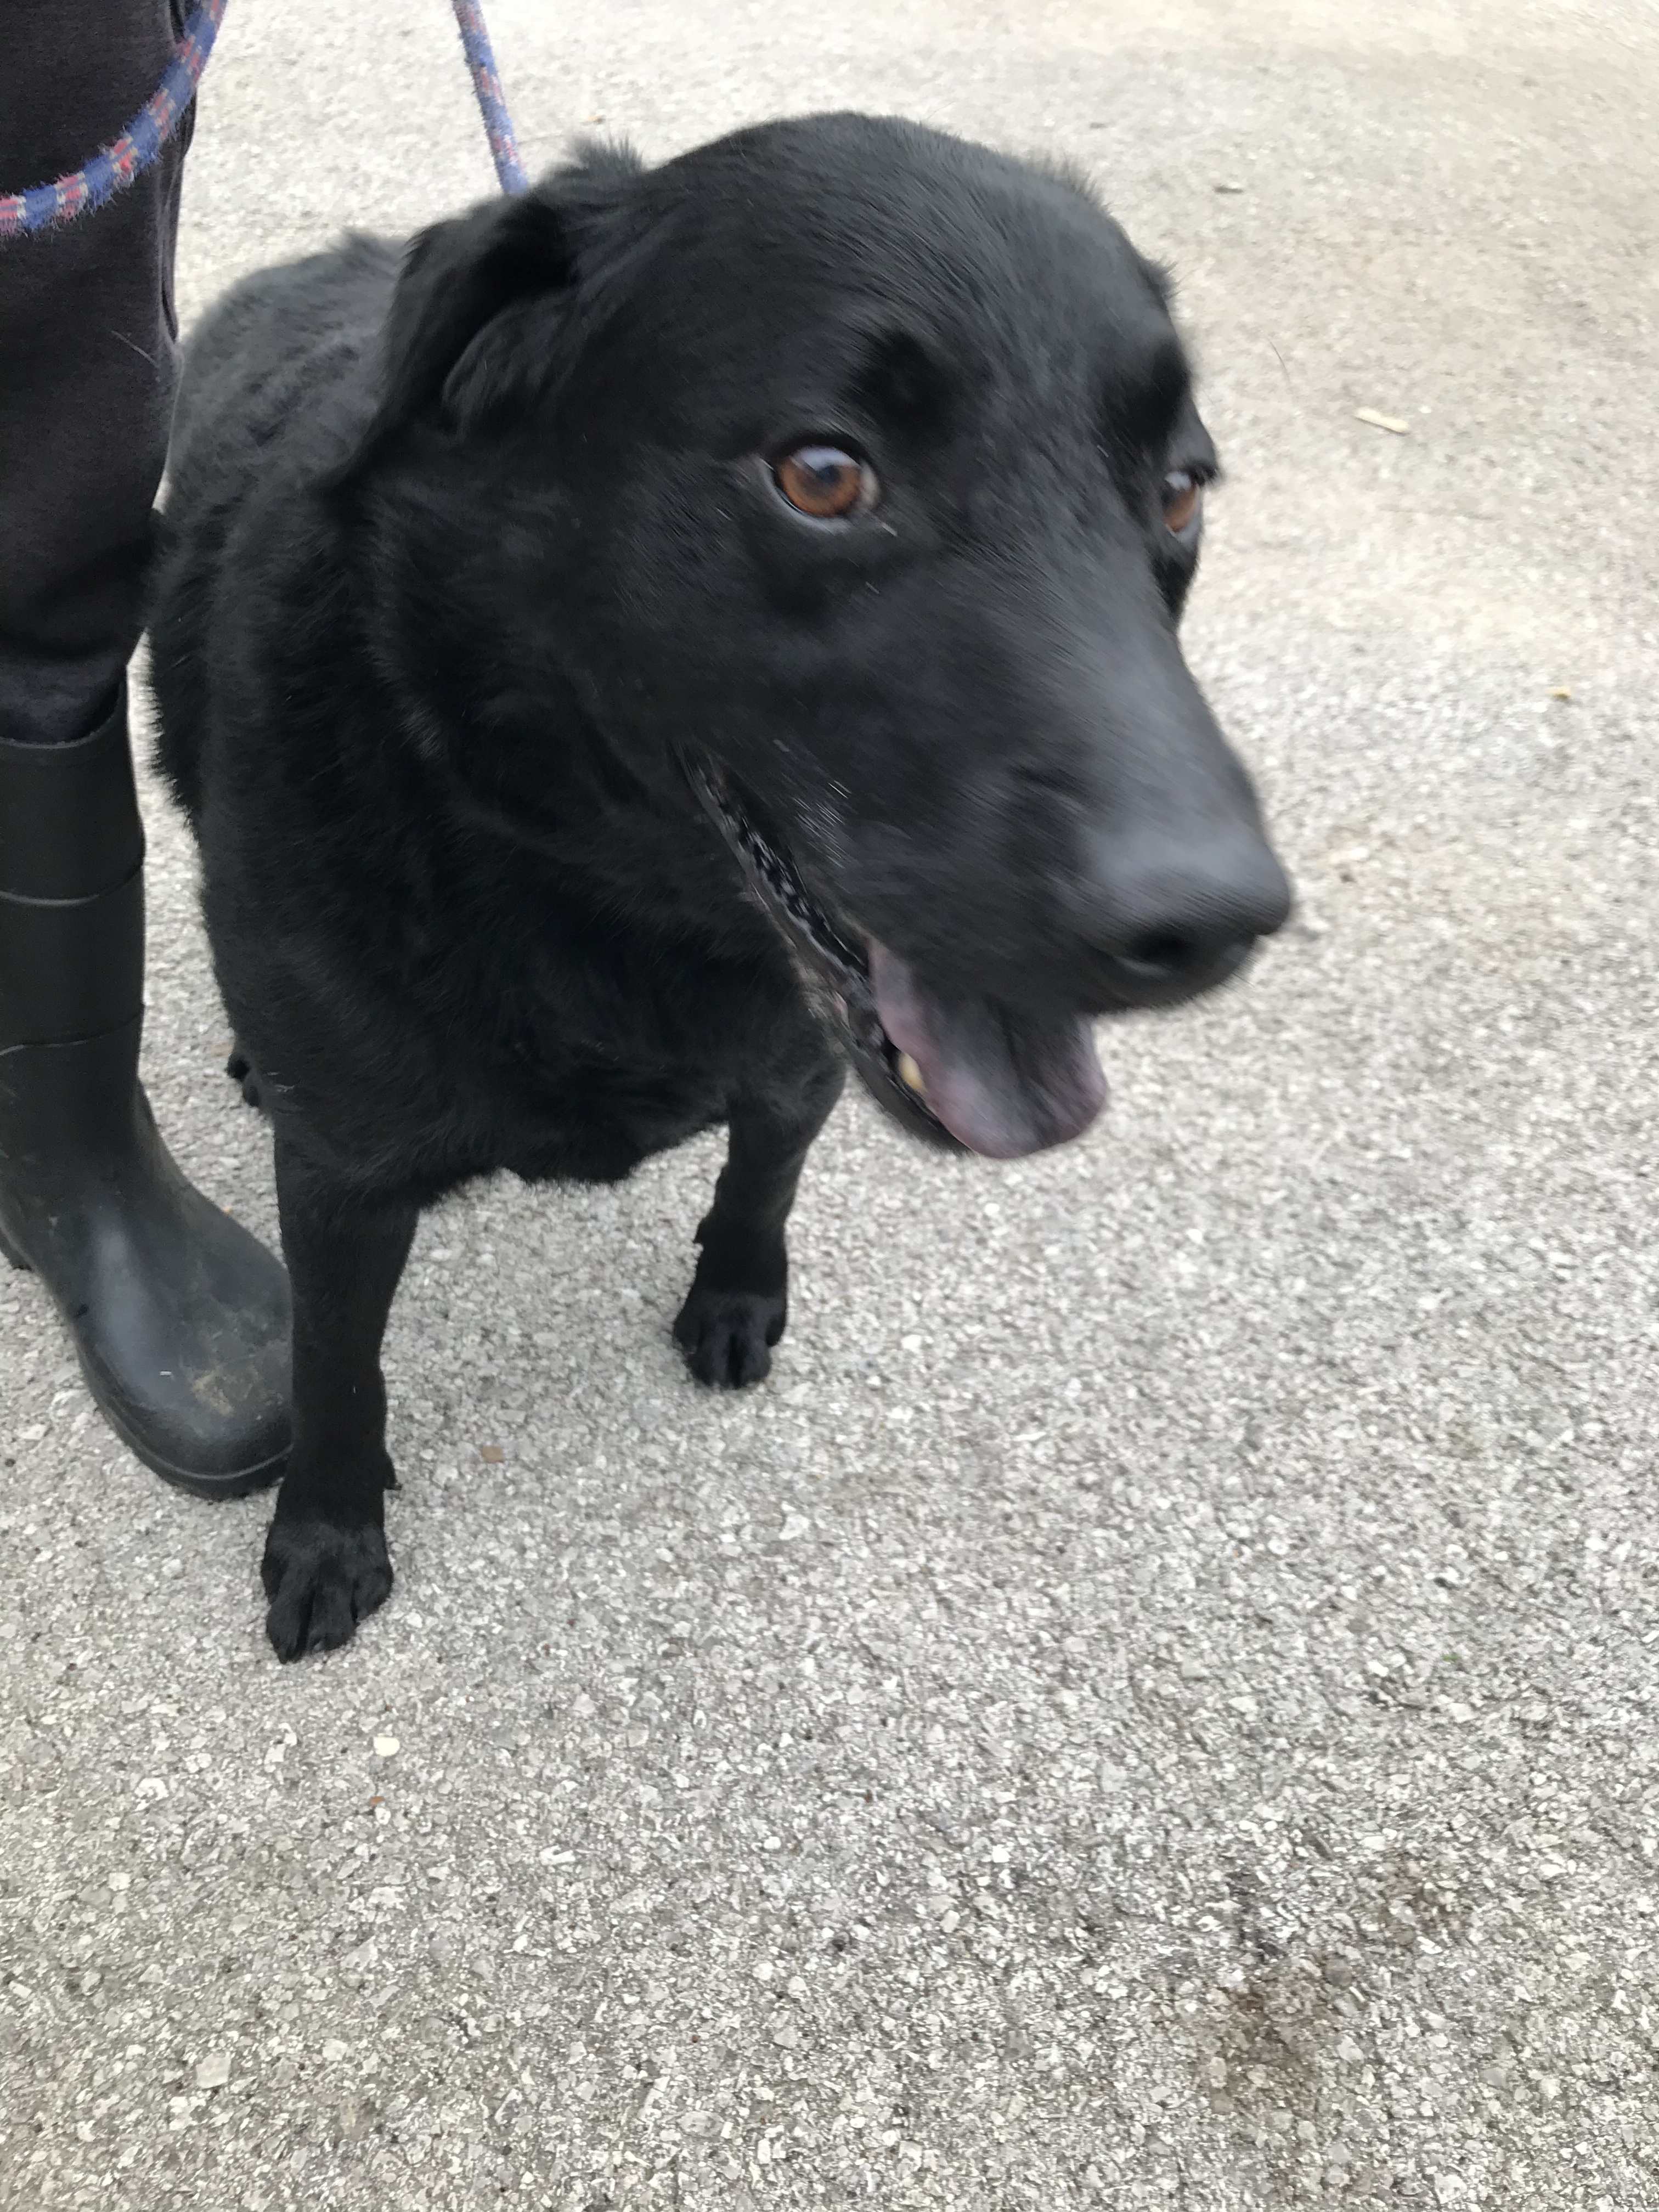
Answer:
[673,1286,786,1388]
[225,1043,264,1110]
[261,1520,392,1661]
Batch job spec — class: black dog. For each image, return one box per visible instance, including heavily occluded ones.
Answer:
[150,114,1290,1660]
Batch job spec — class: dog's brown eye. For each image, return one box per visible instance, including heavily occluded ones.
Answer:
[775,445,872,520]
[1163,471,1202,534]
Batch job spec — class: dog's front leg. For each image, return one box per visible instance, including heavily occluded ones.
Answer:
[261,1137,419,1660]
[674,1045,845,1388]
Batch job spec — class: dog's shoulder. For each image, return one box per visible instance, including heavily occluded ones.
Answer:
[152,236,406,819]
[170,235,400,503]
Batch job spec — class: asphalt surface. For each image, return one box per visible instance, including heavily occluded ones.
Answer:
[3,3,1657,2207]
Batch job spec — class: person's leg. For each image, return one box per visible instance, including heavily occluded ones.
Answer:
[0,1,292,1494]
[0,0,190,746]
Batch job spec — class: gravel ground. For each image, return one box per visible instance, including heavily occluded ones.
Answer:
[3,3,1657,2207]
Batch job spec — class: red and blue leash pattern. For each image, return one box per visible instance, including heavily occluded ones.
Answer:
[0,0,527,241]
[448,0,530,196]
[0,0,229,240]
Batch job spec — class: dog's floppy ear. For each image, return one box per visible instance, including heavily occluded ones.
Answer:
[327,190,575,483]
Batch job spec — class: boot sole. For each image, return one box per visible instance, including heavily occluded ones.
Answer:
[0,1220,287,1500]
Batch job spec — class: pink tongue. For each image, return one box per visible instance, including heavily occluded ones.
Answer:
[868,943,1107,1159]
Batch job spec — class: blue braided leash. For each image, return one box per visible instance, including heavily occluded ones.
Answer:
[0,0,527,240]
[449,0,530,195]
[0,0,228,239]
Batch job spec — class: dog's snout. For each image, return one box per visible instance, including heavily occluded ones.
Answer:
[1082,831,1293,1007]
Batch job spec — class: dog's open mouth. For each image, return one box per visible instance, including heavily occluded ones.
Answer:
[687,760,1107,1159]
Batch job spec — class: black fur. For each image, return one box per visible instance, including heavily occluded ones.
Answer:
[150,114,1289,1660]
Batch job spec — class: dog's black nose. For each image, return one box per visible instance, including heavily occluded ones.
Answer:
[1081,830,1293,1007]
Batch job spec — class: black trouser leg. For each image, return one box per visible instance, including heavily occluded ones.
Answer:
[673,1048,845,1387]
[0,0,191,748]
[0,8,293,1494]
[260,1142,419,1660]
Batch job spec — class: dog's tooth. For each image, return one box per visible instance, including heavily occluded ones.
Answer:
[897,1052,926,1094]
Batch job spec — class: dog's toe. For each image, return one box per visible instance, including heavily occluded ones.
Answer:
[225,1043,264,1110]
[673,1287,786,1389]
[261,1520,392,1661]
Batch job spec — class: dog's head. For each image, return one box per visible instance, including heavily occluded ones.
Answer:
[340,115,1291,1157]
